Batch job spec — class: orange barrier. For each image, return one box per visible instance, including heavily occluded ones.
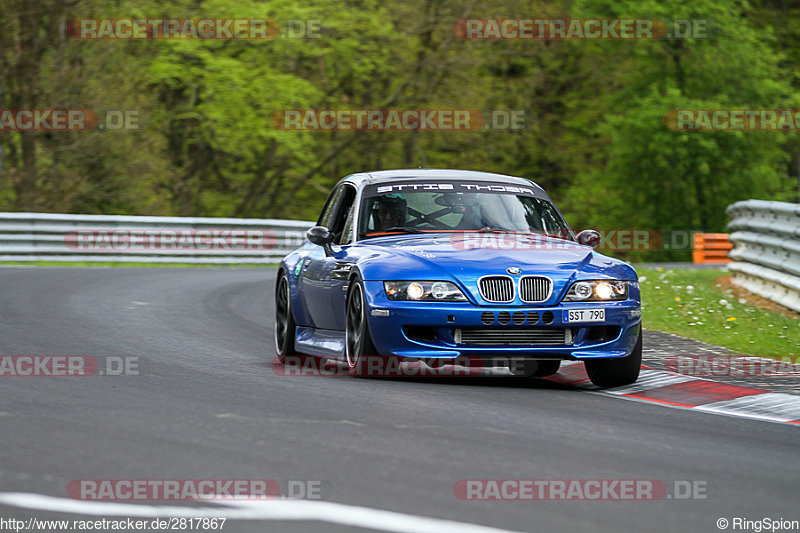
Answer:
[692,233,732,264]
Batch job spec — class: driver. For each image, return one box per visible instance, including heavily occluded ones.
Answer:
[372,194,407,231]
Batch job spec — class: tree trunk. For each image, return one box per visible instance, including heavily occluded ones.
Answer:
[17,133,38,210]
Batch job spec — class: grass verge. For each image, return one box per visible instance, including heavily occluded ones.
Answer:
[636,267,799,358]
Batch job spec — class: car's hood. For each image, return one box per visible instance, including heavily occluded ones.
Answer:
[355,233,636,305]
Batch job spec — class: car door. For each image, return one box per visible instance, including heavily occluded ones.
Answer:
[328,200,359,331]
[301,183,358,330]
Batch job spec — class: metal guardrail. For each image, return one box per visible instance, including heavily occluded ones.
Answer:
[0,212,315,263]
[726,200,800,312]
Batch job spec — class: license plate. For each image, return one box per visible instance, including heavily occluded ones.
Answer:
[563,309,605,323]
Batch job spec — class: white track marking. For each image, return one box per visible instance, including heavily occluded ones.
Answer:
[602,369,699,395]
[695,393,800,423]
[0,493,525,533]
[553,365,800,426]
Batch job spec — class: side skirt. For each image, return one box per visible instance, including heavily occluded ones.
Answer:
[295,326,346,359]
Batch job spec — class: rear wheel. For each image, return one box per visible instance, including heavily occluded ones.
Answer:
[345,278,380,377]
[274,272,298,363]
[584,329,642,388]
[509,359,561,378]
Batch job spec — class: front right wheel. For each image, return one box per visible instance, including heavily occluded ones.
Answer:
[274,272,297,363]
[583,328,642,388]
[345,278,380,377]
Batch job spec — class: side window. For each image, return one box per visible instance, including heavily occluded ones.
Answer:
[338,204,356,245]
[330,185,357,244]
[317,186,343,228]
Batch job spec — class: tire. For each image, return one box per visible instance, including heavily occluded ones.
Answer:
[584,328,642,388]
[345,277,380,377]
[274,272,298,363]
[509,359,561,378]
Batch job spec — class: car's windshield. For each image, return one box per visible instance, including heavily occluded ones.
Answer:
[358,181,572,240]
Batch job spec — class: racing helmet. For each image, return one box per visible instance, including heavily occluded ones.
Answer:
[372,193,407,228]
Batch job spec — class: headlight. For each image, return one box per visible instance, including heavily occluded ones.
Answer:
[563,280,628,301]
[384,281,467,301]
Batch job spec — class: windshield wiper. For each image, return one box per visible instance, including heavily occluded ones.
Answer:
[380,226,423,234]
[477,228,523,234]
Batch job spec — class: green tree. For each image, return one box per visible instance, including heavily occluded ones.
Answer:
[562,0,796,242]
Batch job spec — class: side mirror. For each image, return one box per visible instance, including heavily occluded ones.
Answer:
[576,229,601,248]
[307,226,334,255]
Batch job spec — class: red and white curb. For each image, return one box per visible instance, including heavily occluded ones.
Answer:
[548,361,800,426]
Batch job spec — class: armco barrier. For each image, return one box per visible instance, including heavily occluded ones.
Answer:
[726,200,800,312]
[0,212,315,263]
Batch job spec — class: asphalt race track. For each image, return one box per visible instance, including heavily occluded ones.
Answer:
[0,267,797,532]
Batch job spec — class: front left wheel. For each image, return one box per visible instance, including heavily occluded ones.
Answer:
[584,328,642,388]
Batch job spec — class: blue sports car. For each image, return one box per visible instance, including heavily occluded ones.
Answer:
[274,169,641,387]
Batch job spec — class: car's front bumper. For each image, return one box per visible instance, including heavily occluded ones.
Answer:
[362,280,641,361]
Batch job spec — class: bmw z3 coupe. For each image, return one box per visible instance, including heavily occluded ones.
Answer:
[274,169,641,387]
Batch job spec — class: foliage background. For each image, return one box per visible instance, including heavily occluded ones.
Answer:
[1,0,798,260]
